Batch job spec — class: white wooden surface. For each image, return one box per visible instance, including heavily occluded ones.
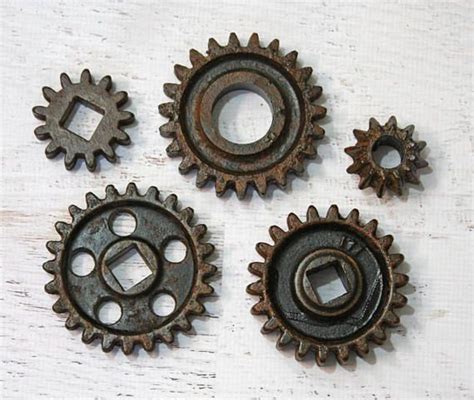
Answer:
[1,1,473,399]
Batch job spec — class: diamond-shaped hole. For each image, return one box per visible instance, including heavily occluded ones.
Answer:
[307,261,348,304]
[108,246,152,291]
[62,98,104,141]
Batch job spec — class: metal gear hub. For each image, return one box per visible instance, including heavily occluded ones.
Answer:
[247,205,408,365]
[159,33,326,199]
[44,183,216,354]
[33,69,134,171]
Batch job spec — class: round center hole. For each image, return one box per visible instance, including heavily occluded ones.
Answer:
[372,145,402,168]
[215,90,272,144]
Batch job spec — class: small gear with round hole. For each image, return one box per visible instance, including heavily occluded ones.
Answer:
[345,116,428,197]
[159,32,326,199]
[44,183,216,354]
[33,69,134,171]
[247,205,408,365]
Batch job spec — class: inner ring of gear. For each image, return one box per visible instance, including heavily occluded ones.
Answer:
[182,56,303,172]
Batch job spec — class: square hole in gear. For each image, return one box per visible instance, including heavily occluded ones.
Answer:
[62,98,104,140]
[306,261,348,304]
[108,246,152,291]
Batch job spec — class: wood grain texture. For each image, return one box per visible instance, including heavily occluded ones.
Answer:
[0,0,472,399]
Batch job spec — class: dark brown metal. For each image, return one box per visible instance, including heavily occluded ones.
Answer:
[44,183,216,354]
[33,69,134,171]
[345,116,428,197]
[247,205,408,365]
[159,33,326,199]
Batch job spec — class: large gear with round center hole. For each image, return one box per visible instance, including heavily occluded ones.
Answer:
[33,69,134,171]
[247,205,408,365]
[44,183,216,354]
[159,33,326,199]
[345,116,428,197]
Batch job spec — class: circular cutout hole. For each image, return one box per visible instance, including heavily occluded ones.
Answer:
[372,145,402,168]
[97,300,122,325]
[152,293,176,317]
[215,90,273,144]
[70,251,95,276]
[164,240,187,263]
[110,211,137,237]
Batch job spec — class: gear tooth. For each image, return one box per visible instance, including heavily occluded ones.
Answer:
[200,263,216,278]
[296,67,313,83]
[416,140,427,151]
[175,315,192,331]
[80,69,92,84]
[105,184,119,199]
[386,116,398,128]
[158,102,175,118]
[358,171,374,190]
[276,330,293,349]
[253,177,267,196]
[273,169,288,188]
[335,345,350,365]
[45,278,59,294]
[195,169,211,188]
[228,32,240,47]
[261,317,279,334]
[199,243,214,258]
[64,151,78,170]
[392,292,408,308]
[189,299,205,315]
[404,124,415,137]
[326,205,340,221]
[383,310,400,327]
[179,207,194,223]
[189,48,206,66]
[215,177,228,197]
[394,272,409,287]
[207,37,222,54]
[145,186,160,201]
[45,141,61,159]
[387,174,403,195]
[32,106,48,120]
[345,208,360,223]
[112,91,128,106]
[363,219,378,235]
[85,192,101,208]
[121,337,135,355]
[406,171,421,184]
[114,129,130,145]
[192,224,207,239]
[160,121,178,138]
[125,182,139,196]
[101,144,116,162]
[43,260,57,273]
[310,104,326,120]
[34,125,51,140]
[174,64,190,81]
[141,334,155,352]
[235,180,248,200]
[306,205,320,222]
[60,72,72,88]
[46,240,62,255]
[269,225,285,242]
[353,129,368,141]
[307,85,322,101]
[247,33,260,48]
[310,121,325,139]
[290,160,304,175]
[166,139,182,157]
[344,145,363,158]
[267,38,279,53]
[98,75,112,91]
[287,213,303,230]
[164,194,178,210]
[82,327,98,344]
[55,221,71,237]
[65,314,81,330]
[295,341,311,361]
[414,158,428,169]
[247,280,264,296]
[256,242,272,258]
[85,152,97,172]
[197,282,214,296]
[118,111,134,125]
[248,262,265,277]
[369,117,381,130]
[378,235,393,251]
[353,338,369,357]
[158,329,174,344]
[301,143,317,158]
[346,160,366,174]
[315,345,329,366]
[370,325,387,344]
[375,180,386,198]
[52,298,68,313]
[179,156,195,174]
[42,86,57,102]
[101,334,118,352]
[251,300,267,315]
[284,50,298,68]
[163,83,180,99]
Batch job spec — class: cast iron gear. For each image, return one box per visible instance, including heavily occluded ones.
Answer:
[33,69,134,171]
[159,33,326,199]
[247,205,408,365]
[345,116,428,197]
[43,183,216,354]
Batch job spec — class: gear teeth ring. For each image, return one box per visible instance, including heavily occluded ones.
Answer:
[159,33,326,199]
[44,183,216,354]
[345,116,428,197]
[33,69,134,171]
[247,204,408,365]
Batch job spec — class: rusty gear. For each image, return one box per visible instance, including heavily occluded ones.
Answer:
[33,69,134,171]
[345,116,428,197]
[247,205,408,365]
[44,183,216,354]
[159,33,326,199]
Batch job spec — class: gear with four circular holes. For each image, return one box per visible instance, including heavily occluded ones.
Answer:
[345,116,428,197]
[159,32,326,199]
[33,69,134,171]
[44,183,216,354]
[247,204,408,365]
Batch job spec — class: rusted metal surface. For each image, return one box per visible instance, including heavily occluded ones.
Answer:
[33,69,134,171]
[247,205,408,365]
[43,183,216,354]
[159,33,326,199]
[345,116,428,197]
